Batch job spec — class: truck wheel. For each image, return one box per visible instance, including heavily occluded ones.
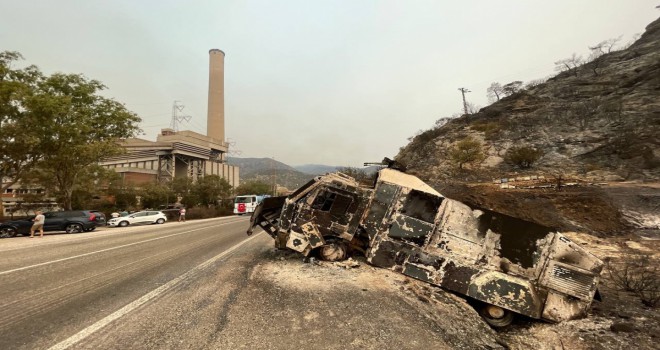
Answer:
[318,241,347,261]
[480,305,514,328]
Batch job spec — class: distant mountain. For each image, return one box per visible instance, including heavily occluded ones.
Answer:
[228,157,315,190]
[228,157,386,190]
[294,164,341,175]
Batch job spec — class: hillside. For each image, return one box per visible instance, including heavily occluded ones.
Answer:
[228,157,315,190]
[398,17,660,182]
[293,164,341,175]
[395,17,660,234]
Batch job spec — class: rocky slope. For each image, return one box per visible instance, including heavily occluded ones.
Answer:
[397,17,660,182]
[395,18,660,235]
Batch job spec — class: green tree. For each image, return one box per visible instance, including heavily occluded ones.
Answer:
[504,146,543,169]
[235,180,272,196]
[0,51,44,193]
[191,175,232,206]
[170,177,197,207]
[30,73,141,209]
[140,182,173,209]
[113,187,139,210]
[448,136,485,170]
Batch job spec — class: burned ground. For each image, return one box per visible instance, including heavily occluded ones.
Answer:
[206,234,657,349]
[214,249,506,350]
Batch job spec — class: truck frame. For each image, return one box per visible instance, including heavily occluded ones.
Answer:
[247,167,603,327]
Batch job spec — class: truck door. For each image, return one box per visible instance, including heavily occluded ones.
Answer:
[387,189,442,246]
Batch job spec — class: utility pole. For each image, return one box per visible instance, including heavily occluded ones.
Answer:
[458,87,471,115]
[270,157,276,196]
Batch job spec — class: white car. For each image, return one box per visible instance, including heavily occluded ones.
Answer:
[107,211,167,227]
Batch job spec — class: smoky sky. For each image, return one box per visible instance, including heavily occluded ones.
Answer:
[1,1,657,167]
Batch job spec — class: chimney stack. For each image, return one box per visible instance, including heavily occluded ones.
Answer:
[207,49,225,142]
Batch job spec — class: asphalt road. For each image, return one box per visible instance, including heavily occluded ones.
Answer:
[0,216,266,350]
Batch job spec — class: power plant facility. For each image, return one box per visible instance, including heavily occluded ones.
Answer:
[99,49,239,187]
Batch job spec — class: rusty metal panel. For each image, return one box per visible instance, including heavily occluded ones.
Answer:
[547,234,604,274]
[403,263,436,284]
[388,215,434,246]
[300,222,325,249]
[439,261,479,295]
[542,290,590,322]
[363,183,398,239]
[467,271,544,319]
[540,261,599,301]
[285,230,311,254]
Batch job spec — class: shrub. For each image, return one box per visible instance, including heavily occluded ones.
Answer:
[607,255,660,307]
[470,121,502,140]
[184,206,233,220]
[448,136,485,170]
[504,146,543,169]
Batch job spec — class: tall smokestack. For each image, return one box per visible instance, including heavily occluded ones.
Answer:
[207,49,225,142]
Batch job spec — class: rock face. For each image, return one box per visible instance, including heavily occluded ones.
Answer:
[397,17,660,182]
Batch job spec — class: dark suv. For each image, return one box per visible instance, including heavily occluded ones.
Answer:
[0,210,102,238]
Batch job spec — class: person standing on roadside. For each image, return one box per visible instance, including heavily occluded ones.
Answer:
[30,210,45,238]
[178,207,186,222]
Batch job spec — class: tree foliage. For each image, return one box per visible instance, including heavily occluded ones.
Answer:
[139,182,173,209]
[191,175,232,206]
[448,136,485,170]
[34,73,141,209]
[0,51,44,192]
[504,146,543,169]
[0,51,142,209]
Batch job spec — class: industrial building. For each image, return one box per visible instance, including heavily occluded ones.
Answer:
[1,49,237,216]
[99,49,239,187]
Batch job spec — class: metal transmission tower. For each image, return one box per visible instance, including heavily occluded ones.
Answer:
[458,87,471,115]
[170,101,192,131]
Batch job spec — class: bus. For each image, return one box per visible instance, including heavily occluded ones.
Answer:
[233,195,265,215]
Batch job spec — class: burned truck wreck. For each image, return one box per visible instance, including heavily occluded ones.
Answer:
[247,168,603,327]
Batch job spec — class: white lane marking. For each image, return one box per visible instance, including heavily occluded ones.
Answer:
[48,231,264,350]
[0,219,248,276]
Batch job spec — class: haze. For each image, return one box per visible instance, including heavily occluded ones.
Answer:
[1,1,656,167]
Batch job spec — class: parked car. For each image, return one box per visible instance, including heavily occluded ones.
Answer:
[107,211,167,227]
[90,211,107,229]
[0,210,102,238]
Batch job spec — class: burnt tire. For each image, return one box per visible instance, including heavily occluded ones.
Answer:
[318,241,348,261]
[65,224,83,234]
[480,305,514,328]
[118,221,129,227]
[0,227,18,238]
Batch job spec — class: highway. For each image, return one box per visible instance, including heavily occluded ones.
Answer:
[0,216,268,350]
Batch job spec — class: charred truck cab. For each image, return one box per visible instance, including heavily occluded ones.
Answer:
[248,168,603,327]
